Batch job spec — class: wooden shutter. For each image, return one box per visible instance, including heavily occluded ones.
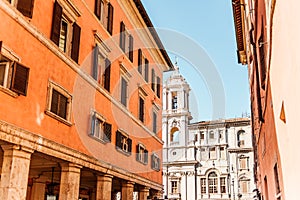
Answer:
[259,17,266,89]
[104,122,112,142]
[94,0,101,20]
[151,69,155,91]
[11,62,30,96]
[139,97,144,122]
[71,22,81,63]
[153,112,157,134]
[156,76,161,98]
[128,138,132,153]
[136,145,140,161]
[58,94,67,119]
[17,0,35,18]
[116,131,122,149]
[119,22,125,52]
[92,45,99,80]
[107,3,114,35]
[121,78,127,106]
[144,59,149,82]
[129,35,134,62]
[144,149,148,164]
[104,59,111,91]
[51,90,59,115]
[90,113,96,136]
[50,1,62,46]
[151,154,155,169]
[138,49,142,74]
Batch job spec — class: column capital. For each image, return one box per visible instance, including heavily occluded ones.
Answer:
[122,181,135,188]
[97,174,113,182]
[60,162,82,173]
[1,144,34,154]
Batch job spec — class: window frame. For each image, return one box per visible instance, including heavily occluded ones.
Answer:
[136,143,148,164]
[151,153,160,171]
[201,178,206,194]
[90,111,112,143]
[0,49,29,97]
[45,81,72,126]
[208,172,218,194]
[116,130,132,155]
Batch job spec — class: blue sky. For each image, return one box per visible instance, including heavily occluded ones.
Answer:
[141,0,250,121]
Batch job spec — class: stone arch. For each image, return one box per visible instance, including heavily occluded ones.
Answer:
[170,127,180,142]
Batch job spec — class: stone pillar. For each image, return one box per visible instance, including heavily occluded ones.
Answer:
[30,177,47,200]
[59,163,82,200]
[0,145,34,200]
[138,187,149,200]
[96,175,113,200]
[121,181,134,200]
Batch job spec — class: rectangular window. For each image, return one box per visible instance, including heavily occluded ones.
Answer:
[209,147,216,159]
[209,131,214,139]
[107,3,114,34]
[171,92,178,109]
[153,112,157,134]
[91,112,111,142]
[51,1,81,63]
[194,133,198,142]
[119,22,134,62]
[116,131,132,154]
[139,97,144,122]
[274,163,281,194]
[156,76,161,98]
[136,144,148,164]
[259,17,266,90]
[46,81,72,125]
[239,157,248,170]
[264,176,269,200]
[171,180,178,194]
[138,49,143,74]
[9,0,35,18]
[201,178,206,194]
[94,0,104,21]
[201,148,207,160]
[121,77,127,106]
[240,180,249,193]
[0,56,29,96]
[151,154,160,171]
[200,131,205,140]
[144,58,149,82]
[220,147,226,159]
[220,177,226,193]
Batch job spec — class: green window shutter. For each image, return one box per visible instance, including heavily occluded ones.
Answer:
[144,58,149,82]
[120,21,126,52]
[94,0,101,20]
[128,138,132,154]
[156,76,161,98]
[144,149,148,164]
[116,131,122,149]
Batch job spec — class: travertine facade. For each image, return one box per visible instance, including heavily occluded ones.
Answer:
[162,67,256,200]
[0,0,173,199]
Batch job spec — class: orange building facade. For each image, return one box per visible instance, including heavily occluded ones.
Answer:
[230,0,300,199]
[0,0,173,199]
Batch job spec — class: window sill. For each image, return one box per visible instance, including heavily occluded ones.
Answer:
[116,147,131,156]
[89,134,110,144]
[151,167,160,172]
[45,110,72,126]
[137,159,148,165]
[0,86,18,98]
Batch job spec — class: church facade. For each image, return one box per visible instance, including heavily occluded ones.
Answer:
[162,67,256,200]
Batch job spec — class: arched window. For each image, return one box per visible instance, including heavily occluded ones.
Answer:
[237,130,245,147]
[170,127,180,142]
[208,172,218,193]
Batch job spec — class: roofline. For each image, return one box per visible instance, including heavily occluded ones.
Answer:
[133,0,174,71]
[231,0,247,65]
[189,117,250,128]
